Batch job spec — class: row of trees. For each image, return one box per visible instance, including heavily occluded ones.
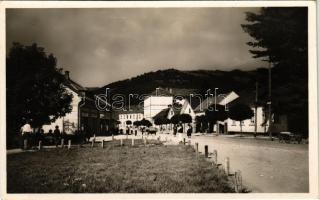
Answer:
[150,104,253,135]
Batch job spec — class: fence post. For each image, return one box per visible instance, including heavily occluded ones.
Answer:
[112,134,114,141]
[38,140,42,150]
[61,138,64,148]
[91,140,94,148]
[23,139,28,150]
[102,140,105,148]
[68,139,71,150]
[132,138,135,146]
[195,142,199,153]
[235,170,242,192]
[213,150,218,164]
[225,157,230,175]
[183,138,186,145]
[120,138,123,146]
[204,145,208,158]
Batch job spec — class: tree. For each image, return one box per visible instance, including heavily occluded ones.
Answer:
[133,120,141,127]
[6,43,73,146]
[205,105,228,133]
[241,8,308,136]
[229,104,254,136]
[195,115,207,133]
[126,120,132,126]
[140,118,152,127]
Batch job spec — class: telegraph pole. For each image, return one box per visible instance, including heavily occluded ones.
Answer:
[254,81,258,137]
[268,59,273,141]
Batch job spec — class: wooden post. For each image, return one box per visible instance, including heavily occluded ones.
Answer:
[183,138,186,145]
[195,142,198,153]
[120,138,123,146]
[235,170,242,192]
[38,140,42,150]
[68,139,71,149]
[61,138,64,148]
[93,134,96,142]
[204,145,208,158]
[225,157,230,175]
[91,140,94,148]
[23,139,28,150]
[102,140,105,148]
[112,134,114,141]
[132,138,134,146]
[213,150,218,164]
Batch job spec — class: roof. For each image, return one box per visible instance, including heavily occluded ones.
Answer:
[153,108,170,119]
[64,78,87,94]
[194,93,231,113]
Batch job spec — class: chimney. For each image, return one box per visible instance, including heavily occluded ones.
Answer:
[65,71,70,80]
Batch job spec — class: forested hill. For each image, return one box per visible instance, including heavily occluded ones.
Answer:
[93,68,270,105]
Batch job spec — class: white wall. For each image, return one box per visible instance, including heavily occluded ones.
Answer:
[226,106,269,133]
[144,96,173,122]
[42,88,82,134]
[118,113,143,130]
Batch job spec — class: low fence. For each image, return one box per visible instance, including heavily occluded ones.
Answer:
[20,131,245,192]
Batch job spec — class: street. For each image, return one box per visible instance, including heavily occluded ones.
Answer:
[189,134,309,193]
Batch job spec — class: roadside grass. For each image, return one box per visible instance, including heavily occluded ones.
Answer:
[7,139,234,193]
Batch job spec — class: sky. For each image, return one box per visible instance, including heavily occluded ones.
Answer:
[6,8,267,87]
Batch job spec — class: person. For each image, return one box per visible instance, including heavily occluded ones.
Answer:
[54,125,61,147]
[20,121,32,149]
[173,125,177,137]
[187,124,193,138]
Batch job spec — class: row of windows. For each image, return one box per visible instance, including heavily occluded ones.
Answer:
[119,114,143,120]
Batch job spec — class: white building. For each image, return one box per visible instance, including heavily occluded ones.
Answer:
[143,96,173,123]
[118,112,144,131]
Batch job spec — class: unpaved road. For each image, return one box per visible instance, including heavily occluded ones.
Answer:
[189,135,308,193]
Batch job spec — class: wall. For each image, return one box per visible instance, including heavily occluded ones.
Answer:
[226,106,269,133]
[42,88,82,134]
[144,96,173,122]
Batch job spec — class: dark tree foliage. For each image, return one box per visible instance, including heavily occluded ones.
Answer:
[205,104,228,133]
[170,114,192,125]
[6,43,73,139]
[126,120,132,125]
[242,8,308,135]
[140,119,152,127]
[229,104,254,135]
[133,120,141,127]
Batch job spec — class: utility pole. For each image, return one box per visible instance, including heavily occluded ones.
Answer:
[268,59,273,141]
[254,81,258,137]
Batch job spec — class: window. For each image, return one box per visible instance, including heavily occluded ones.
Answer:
[232,120,236,126]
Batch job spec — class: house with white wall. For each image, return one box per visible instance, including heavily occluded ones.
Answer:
[118,112,144,131]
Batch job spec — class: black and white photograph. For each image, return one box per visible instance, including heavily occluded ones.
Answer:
[0,1,318,199]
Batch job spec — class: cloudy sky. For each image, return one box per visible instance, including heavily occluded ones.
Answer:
[6,8,266,87]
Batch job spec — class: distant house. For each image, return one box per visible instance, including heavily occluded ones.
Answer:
[118,111,144,131]
[42,71,113,135]
[143,91,174,123]
[193,90,287,134]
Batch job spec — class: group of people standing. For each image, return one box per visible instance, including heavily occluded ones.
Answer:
[173,123,193,138]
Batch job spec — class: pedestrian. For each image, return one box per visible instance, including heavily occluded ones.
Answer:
[173,125,177,137]
[54,125,61,147]
[187,123,192,138]
[20,121,32,149]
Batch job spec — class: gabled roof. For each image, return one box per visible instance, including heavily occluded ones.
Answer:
[194,92,232,113]
[153,108,170,120]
